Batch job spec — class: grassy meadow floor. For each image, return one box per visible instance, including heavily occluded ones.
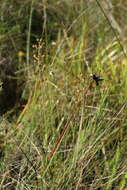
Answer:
[0,0,127,189]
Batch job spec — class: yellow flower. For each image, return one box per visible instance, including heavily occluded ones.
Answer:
[18,50,25,57]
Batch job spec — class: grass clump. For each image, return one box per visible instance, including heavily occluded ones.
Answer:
[0,0,127,190]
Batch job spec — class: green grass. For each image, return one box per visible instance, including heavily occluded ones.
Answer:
[0,0,127,189]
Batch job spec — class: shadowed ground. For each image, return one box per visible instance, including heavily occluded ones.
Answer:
[0,56,17,114]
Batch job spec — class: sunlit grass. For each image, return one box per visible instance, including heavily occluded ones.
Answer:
[0,0,127,190]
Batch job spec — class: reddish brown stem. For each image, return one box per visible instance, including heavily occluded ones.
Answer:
[48,116,73,161]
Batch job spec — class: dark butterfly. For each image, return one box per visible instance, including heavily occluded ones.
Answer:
[90,74,104,86]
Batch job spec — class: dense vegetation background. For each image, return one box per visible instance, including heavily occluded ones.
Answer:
[0,0,127,189]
